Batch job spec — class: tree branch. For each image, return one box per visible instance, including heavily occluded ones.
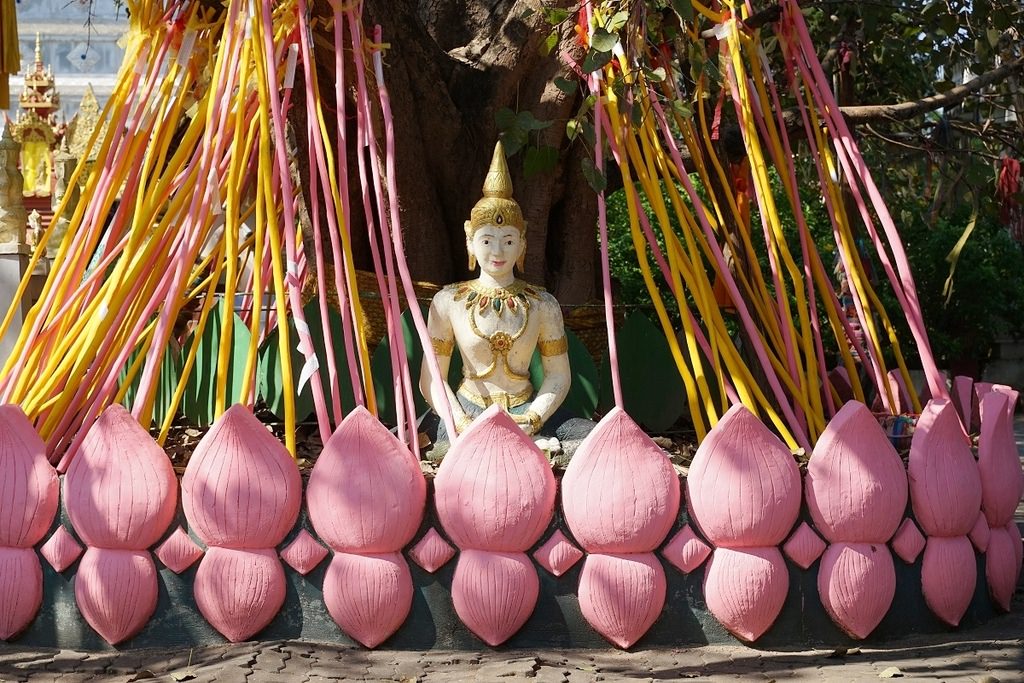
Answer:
[839,56,1024,123]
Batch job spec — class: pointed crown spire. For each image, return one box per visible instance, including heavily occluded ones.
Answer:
[466,141,525,236]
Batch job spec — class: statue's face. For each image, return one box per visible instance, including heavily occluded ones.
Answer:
[469,225,524,280]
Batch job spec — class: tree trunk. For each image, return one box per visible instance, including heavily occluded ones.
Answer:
[295,0,600,304]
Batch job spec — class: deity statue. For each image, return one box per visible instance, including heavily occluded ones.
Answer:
[420,142,572,444]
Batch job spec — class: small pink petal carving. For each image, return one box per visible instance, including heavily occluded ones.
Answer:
[74,548,158,645]
[561,407,680,553]
[577,552,665,649]
[408,528,455,573]
[782,522,826,570]
[661,525,711,573]
[155,527,204,574]
[986,526,1019,612]
[968,512,990,553]
[908,400,982,537]
[40,526,83,572]
[0,547,42,640]
[322,551,412,648]
[0,405,58,548]
[687,405,801,547]
[952,375,973,431]
[992,384,1019,417]
[280,529,328,576]
[891,518,926,564]
[182,405,302,548]
[451,549,538,646]
[193,547,286,642]
[533,529,583,576]
[307,407,426,553]
[703,547,788,642]
[64,405,177,550]
[977,392,1024,527]
[921,536,976,626]
[434,406,555,552]
[886,369,912,414]
[806,401,907,544]
[817,542,895,639]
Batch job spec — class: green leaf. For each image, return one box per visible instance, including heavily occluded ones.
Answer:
[580,120,596,147]
[516,110,553,131]
[591,27,618,53]
[606,11,629,33]
[528,330,599,419]
[553,75,578,95]
[540,30,558,57]
[524,145,559,178]
[986,27,1002,47]
[582,48,613,73]
[501,128,529,156]
[581,156,606,193]
[119,341,183,429]
[519,8,535,20]
[495,107,516,131]
[645,66,667,83]
[182,301,252,427]
[371,304,462,426]
[671,99,693,118]
[542,7,569,25]
[671,0,694,22]
[565,118,581,140]
[597,311,686,432]
[258,303,356,427]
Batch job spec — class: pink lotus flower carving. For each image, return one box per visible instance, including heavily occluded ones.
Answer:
[806,402,906,544]
[805,401,906,639]
[434,406,555,646]
[183,405,301,641]
[65,405,177,550]
[308,406,426,648]
[435,407,555,553]
[533,530,583,577]
[977,392,1024,611]
[155,527,204,574]
[688,405,800,547]
[562,407,680,648]
[409,528,455,574]
[686,405,800,642]
[562,408,680,553]
[64,405,178,644]
[0,405,58,640]
[909,400,982,626]
[182,405,301,549]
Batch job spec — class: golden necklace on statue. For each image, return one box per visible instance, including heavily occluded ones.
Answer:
[451,279,542,317]
[456,281,535,383]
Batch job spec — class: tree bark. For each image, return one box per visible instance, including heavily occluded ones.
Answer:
[297,0,599,303]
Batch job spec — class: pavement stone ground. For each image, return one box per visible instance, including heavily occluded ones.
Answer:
[2,419,1023,682]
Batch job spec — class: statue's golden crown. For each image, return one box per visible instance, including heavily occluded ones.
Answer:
[466,141,525,235]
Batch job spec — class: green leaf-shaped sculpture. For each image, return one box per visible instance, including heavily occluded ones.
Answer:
[598,311,685,432]
[258,303,356,425]
[182,302,251,427]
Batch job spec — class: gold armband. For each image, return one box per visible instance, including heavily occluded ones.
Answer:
[524,410,543,435]
[537,336,568,357]
[431,336,455,356]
